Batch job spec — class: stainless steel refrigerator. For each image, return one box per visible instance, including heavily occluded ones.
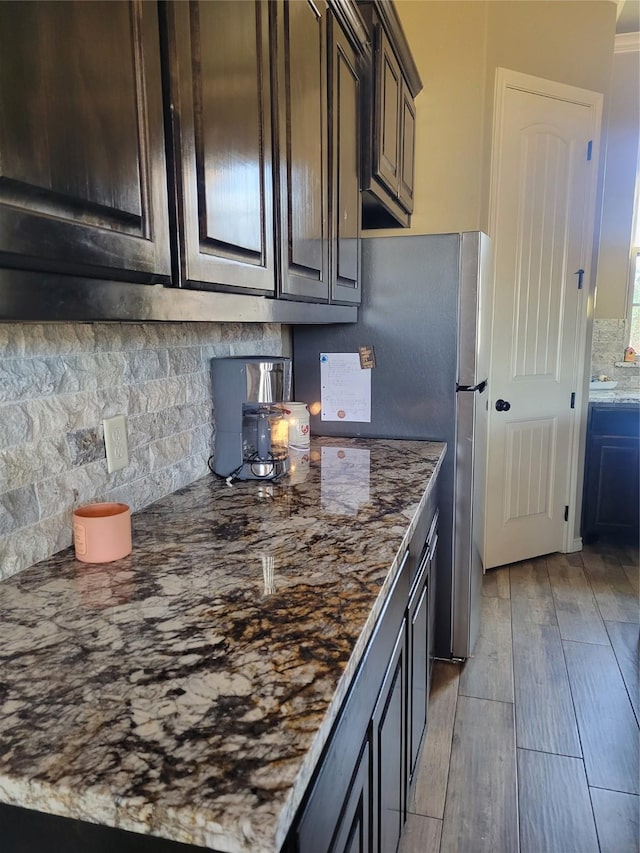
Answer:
[292,232,491,660]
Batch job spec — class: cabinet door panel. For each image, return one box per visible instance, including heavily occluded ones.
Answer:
[372,621,406,853]
[330,740,371,853]
[330,15,361,305]
[428,533,438,685]
[592,440,640,530]
[408,578,428,779]
[373,25,401,199]
[168,0,275,293]
[398,84,415,214]
[0,0,170,281]
[582,406,640,540]
[277,0,329,301]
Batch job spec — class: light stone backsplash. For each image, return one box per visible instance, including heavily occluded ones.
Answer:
[0,322,285,580]
[590,319,640,389]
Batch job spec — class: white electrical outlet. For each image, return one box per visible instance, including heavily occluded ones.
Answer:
[103,414,129,474]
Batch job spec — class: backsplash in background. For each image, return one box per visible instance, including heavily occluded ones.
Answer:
[0,322,285,580]
[590,318,640,388]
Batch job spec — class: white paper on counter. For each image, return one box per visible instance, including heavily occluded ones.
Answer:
[321,446,371,515]
[320,352,371,422]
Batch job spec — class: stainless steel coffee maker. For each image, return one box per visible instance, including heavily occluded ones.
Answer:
[211,356,291,480]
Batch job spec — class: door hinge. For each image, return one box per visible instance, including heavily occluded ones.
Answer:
[575,269,584,289]
[570,392,576,409]
[564,505,569,522]
[587,140,593,161]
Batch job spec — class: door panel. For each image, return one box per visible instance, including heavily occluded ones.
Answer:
[484,74,601,569]
[505,419,555,519]
[512,129,573,378]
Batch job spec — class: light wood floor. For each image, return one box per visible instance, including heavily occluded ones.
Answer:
[401,537,640,853]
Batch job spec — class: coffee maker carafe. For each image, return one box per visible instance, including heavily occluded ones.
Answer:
[211,356,291,480]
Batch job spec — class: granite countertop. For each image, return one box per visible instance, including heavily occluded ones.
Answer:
[589,389,640,404]
[0,437,445,853]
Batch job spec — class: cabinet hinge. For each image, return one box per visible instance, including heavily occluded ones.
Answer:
[587,140,593,161]
[570,392,576,409]
[564,505,569,522]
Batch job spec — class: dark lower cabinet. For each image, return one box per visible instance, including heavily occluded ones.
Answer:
[372,622,406,853]
[294,550,410,853]
[293,495,439,853]
[582,403,640,542]
[331,740,372,853]
[407,511,437,785]
[427,527,438,687]
[408,565,428,779]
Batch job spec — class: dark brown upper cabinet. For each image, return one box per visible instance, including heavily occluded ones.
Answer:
[0,0,364,322]
[163,0,276,295]
[167,0,363,306]
[276,0,364,305]
[275,0,330,302]
[0,0,171,283]
[329,11,362,305]
[358,0,422,229]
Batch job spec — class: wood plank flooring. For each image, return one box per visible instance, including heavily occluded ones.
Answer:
[402,537,640,853]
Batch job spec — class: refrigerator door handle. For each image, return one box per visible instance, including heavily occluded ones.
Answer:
[456,379,488,393]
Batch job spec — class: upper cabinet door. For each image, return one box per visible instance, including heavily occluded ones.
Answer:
[276,0,330,302]
[398,81,416,214]
[0,1,171,282]
[330,13,362,305]
[358,0,422,229]
[373,24,402,200]
[165,0,275,294]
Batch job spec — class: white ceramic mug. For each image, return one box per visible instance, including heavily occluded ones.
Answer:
[283,402,310,449]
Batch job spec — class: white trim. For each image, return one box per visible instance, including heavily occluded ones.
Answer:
[488,67,604,557]
[615,32,640,53]
[491,68,605,114]
[564,536,583,554]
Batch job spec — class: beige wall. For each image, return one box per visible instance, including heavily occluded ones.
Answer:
[387,0,488,235]
[481,1,615,234]
[594,45,640,317]
[380,0,616,240]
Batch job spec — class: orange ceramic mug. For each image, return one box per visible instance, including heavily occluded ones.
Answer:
[73,502,132,563]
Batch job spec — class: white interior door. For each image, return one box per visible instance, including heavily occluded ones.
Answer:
[483,69,602,570]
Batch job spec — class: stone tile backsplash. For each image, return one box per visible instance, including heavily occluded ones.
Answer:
[0,322,285,580]
[590,319,640,389]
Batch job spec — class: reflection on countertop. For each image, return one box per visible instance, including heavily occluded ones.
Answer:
[0,436,446,853]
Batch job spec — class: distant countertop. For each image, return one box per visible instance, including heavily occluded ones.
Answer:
[588,389,640,405]
[0,437,445,853]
